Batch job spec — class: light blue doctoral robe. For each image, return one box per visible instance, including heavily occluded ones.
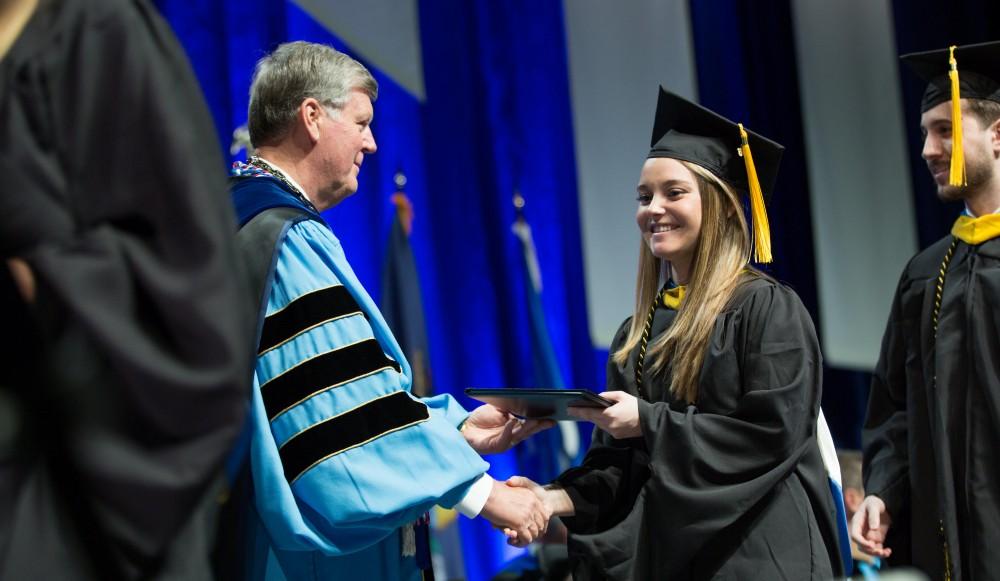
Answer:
[236,183,489,580]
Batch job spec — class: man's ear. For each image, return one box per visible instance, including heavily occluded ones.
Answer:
[298,98,324,143]
[991,117,1000,158]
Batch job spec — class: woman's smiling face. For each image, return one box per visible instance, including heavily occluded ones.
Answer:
[635,157,703,275]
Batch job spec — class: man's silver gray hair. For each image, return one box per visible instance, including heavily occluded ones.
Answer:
[247,41,378,147]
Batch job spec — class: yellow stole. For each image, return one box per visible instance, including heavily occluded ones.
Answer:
[662,285,686,310]
[951,213,1000,245]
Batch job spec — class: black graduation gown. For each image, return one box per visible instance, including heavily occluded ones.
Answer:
[0,1,251,579]
[556,276,843,580]
[863,234,1000,581]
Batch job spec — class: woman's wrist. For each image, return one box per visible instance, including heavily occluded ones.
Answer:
[542,484,575,517]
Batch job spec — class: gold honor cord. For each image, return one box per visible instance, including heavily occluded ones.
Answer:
[932,239,958,335]
[634,291,663,401]
[930,237,958,581]
[634,285,686,400]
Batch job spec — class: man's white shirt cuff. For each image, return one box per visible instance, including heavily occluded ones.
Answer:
[454,473,493,518]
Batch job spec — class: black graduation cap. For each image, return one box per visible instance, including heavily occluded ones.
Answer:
[900,40,1000,112]
[648,87,784,199]
[647,87,785,263]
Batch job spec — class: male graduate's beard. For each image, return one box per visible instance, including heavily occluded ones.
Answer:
[936,148,995,203]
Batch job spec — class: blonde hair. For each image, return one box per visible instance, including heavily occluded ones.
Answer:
[613,160,753,403]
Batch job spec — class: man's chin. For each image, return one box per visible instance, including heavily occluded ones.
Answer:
[323,185,358,209]
[936,184,966,203]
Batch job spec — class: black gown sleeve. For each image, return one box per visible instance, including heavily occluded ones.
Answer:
[0,0,251,577]
[557,318,651,533]
[636,282,823,565]
[861,267,913,517]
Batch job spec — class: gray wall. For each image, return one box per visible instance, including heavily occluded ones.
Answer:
[792,0,916,369]
[564,0,698,348]
[293,0,425,100]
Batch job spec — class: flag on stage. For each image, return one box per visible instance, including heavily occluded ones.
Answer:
[379,174,467,579]
[511,192,580,483]
[380,174,432,397]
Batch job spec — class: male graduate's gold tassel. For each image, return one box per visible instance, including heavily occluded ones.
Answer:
[738,123,772,263]
[949,45,967,187]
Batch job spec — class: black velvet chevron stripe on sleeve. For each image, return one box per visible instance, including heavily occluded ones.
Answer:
[260,338,402,420]
[279,390,430,484]
[258,285,364,355]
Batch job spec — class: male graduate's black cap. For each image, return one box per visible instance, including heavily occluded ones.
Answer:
[647,87,785,262]
[648,87,784,200]
[900,40,1000,112]
[900,41,1000,187]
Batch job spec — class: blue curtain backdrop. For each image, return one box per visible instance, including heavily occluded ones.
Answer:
[418,1,593,572]
[154,1,592,579]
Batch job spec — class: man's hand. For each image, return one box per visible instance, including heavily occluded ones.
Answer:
[462,404,555,455]
[567,391,641,439]
[479,479,551,544]
[850,495,893,558]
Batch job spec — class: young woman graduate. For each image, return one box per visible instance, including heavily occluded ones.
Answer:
[506,88,846,580]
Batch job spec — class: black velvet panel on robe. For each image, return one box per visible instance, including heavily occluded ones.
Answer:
[556,275,843,580]
[0,0,252,579]
[863,234,1000,581]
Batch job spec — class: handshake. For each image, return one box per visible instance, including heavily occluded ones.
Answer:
[459,404,576,546]
[459,391,639,545]
[480,475,575,547]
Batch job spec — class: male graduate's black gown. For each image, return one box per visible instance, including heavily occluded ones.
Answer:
[556,275,843,580]
[0,1,251,579]
[863,233,1000,581]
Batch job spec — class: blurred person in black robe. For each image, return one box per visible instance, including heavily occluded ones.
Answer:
[0,0,251,579]
[504,88,845,580]
[853,41,1000,581]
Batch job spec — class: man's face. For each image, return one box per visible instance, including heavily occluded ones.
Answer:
[920,100,996,202]
[315,89,377,209]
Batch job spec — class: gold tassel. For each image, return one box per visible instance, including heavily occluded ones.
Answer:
[948,46,967,187]
[738,123,772,263]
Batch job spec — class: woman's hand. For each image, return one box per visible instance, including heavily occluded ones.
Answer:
[502,476,574,547]
[567,390,642,439]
